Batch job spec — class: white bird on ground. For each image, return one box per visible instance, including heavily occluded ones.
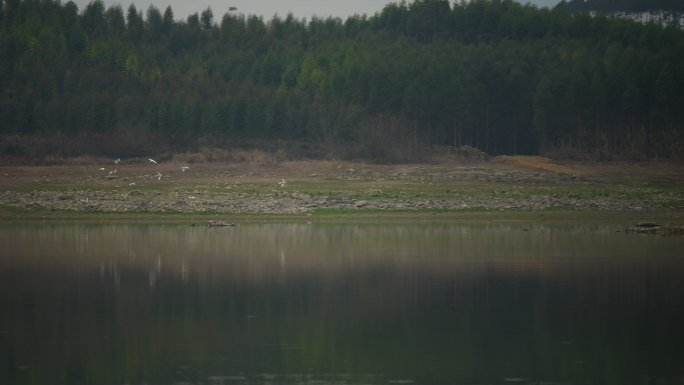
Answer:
[148,158,157,164]
[114,158,121,164]
[109,169,117,175]
[181,166,190,172]
[278,178,287,187]
[99,167,106,171]
[156,172,163,181]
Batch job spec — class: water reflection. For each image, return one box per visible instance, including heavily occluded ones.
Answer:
[0,222,683,385]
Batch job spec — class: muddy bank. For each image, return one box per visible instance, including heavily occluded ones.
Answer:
[0,187,672,214]
[0,157,682,216]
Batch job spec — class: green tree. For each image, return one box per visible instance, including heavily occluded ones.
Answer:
[406,0,452,42]
[162,6,174,35]
[146,5,163,41]
[105,5,125,36]
[126,4,143,42]
[187,12,200,30]
[200,7,214,30]
[82,0,105,37]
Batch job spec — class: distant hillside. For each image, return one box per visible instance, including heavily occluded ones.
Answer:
[556,0,684,13]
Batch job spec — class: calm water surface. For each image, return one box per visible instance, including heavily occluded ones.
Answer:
[0,222,683,385]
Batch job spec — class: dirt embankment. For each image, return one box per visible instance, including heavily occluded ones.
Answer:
[0,156,682,216]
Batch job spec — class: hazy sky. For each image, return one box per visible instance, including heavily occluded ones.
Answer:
[68,0,561,21]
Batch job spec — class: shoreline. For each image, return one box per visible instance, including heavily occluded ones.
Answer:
[2,206,682,225]
[1,157,682,224]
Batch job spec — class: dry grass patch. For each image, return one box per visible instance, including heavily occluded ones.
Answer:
[495,156,583,176]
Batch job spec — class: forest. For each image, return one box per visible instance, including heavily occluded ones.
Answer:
[556,0,684,13]
[1,0,683,161]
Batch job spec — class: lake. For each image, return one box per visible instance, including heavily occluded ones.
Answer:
[0,221,683,385]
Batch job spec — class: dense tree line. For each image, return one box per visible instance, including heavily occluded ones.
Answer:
[1,0,683,161]
[557,0,684,13]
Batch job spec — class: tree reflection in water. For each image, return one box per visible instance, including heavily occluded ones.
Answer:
[0,222,682,385]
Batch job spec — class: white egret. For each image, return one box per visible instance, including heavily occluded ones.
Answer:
[156,172,163,181]
[278,179,287,187]
[148,158,157,164]
[181,166,190,172]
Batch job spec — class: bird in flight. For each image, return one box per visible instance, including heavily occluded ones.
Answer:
[148,158,157,164]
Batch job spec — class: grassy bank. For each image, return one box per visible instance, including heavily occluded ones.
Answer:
[1,157,682,224]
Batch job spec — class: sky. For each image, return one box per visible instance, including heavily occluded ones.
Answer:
[68,0,561,22]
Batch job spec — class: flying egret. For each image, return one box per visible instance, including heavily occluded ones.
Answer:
[181,166,190,172]
[148,158,157,164]
[278,179,287,187]
[156,172,163,181]
[114,158,121,164]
